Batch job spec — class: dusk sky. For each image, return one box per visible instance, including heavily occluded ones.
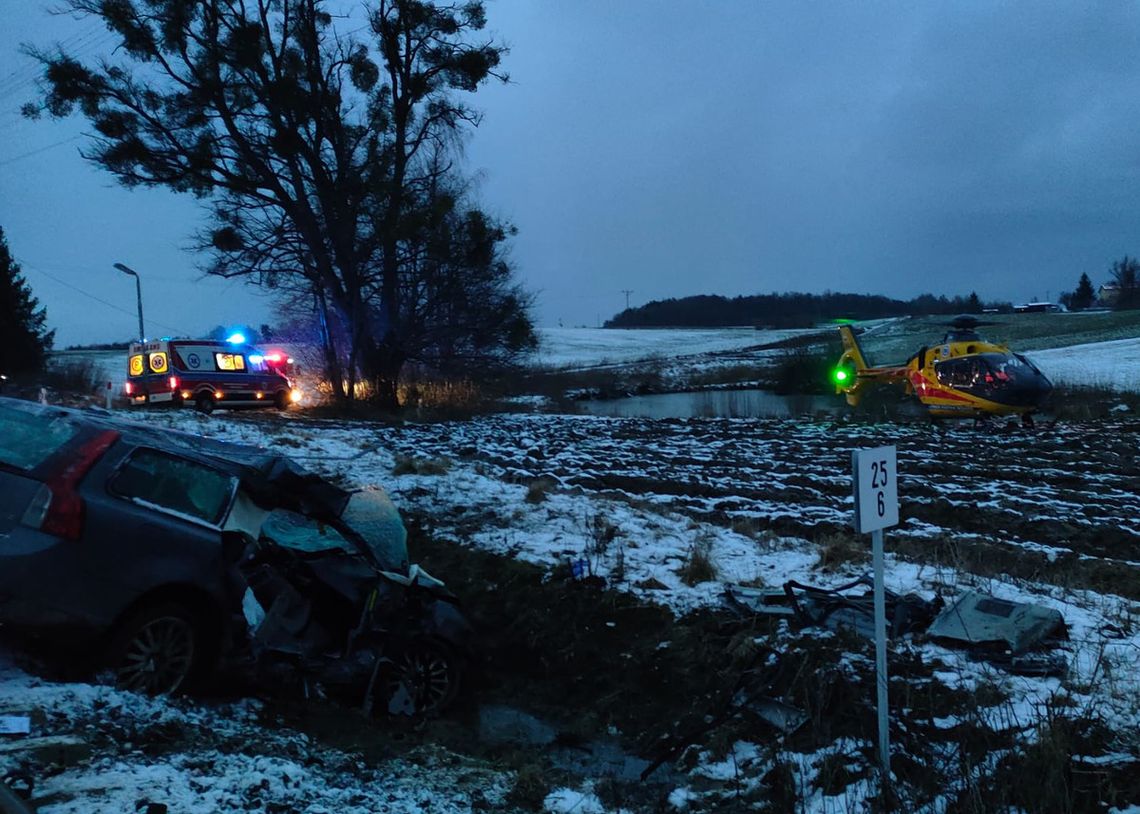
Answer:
[3,1,1140,346]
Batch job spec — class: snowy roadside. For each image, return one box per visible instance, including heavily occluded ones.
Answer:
[0,646,511,814]
[3,404,1139,812]
[119,408,1140,810]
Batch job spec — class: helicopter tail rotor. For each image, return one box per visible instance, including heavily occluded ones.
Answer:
[834,326,871,404]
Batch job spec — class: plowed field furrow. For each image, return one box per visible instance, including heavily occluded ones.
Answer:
[372,416,1139,581]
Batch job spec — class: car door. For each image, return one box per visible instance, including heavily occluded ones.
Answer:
[77,447,239,627]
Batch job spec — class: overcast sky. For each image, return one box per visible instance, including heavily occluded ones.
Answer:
[2,1,1140,346]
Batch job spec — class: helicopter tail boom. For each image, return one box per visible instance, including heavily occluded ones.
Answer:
[837,325,872,370]
[833,325,909,406]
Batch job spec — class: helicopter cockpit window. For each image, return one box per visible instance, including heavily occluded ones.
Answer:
[935,357,983,387]
[937,353,1045,394]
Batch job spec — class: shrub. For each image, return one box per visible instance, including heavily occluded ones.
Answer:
[42,359,101,393]
[770,344,840,395]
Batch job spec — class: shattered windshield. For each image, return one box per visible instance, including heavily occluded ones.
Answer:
[260,509,354,555]
[259,487,408,572]
[341,487,409,573]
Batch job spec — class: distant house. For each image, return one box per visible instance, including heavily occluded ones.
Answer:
[1098,283,1120,307]
[1013,302,1066,313]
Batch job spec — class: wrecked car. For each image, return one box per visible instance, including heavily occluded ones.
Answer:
[0,396,470,714]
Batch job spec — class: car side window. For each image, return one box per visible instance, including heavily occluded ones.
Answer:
[110,449,237,525]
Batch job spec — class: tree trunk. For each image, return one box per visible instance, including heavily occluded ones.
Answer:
[315,289,348,403]
[363,340,405,411]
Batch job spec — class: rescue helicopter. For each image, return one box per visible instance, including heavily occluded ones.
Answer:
[832,316,1053,424]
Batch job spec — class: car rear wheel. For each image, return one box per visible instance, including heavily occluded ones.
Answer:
[195,393,215,414]
[380,639,462,716]
[105,603,201,695]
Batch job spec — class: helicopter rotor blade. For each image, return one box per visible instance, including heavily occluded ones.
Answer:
[944,315,1002,328]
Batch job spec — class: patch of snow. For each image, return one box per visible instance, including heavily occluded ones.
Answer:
[544,786,617,814]
[1031,337,1140,392]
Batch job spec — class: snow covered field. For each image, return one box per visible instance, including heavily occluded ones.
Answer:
[4,405,1139,812]
[1029,337,1140,391]
[54,323,1140,397]
[7,327,1140,812]
[529,327,806,369]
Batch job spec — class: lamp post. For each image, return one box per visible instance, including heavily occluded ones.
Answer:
[113,262,145,341]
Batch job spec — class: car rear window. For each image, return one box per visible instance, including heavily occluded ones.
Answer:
[110,448,237,525]
[0,404,81,470]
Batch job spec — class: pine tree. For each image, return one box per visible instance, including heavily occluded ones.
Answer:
[0,226,54,377]
[1071,273,1095,311]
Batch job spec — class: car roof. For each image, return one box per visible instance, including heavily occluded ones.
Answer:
[0,397,348,516]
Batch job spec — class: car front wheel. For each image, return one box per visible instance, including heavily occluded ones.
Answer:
[380,639,463,716]
[105,603,201,695]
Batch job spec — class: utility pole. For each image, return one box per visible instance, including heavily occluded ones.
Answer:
[113,262,145,341]
[621,289,633,310]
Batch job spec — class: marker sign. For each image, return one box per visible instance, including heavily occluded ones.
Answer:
[852,445,899,534]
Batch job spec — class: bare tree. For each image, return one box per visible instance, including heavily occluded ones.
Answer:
[27,0,528,406]
[1109,256,1139,310]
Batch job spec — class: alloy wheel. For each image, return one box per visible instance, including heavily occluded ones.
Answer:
[385,643,457,715]
[114,615,196,695]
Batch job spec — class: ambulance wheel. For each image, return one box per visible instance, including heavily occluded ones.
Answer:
[274,390,290,410]
[195,393,216,414]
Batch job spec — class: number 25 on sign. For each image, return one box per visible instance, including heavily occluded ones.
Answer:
[852,446,899,534]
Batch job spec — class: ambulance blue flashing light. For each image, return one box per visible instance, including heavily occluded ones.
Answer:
[226,332,246,344]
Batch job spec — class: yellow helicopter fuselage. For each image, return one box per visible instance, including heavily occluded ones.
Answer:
[834,324,1052,419]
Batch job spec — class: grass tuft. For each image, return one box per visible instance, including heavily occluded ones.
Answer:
[391,454,452,476]
[679,539,717,586]
[815,532,868,571]
[524,477,557,504]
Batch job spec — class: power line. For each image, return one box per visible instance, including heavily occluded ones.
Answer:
[18,257,193,336]
[0,134,85,168]
[0,29,114,101]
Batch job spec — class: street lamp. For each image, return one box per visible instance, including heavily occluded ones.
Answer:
[113,262,145,341]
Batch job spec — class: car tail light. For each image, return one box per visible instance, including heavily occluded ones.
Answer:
[22,430,120,541]
[169,375,179,390]
[124,381,133,395]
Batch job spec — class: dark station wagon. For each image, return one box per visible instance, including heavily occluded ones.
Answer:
[0,397,470,712]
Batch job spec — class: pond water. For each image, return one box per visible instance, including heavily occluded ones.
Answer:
[573,388,842,420]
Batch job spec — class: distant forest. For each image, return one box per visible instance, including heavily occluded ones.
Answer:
[605,292,997,329]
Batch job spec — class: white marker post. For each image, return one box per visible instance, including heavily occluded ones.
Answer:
[852,445,899,779]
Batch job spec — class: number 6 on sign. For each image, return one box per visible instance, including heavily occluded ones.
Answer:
[853,446,899,533]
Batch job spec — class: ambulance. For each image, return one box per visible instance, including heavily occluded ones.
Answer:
[125,337,300,413]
